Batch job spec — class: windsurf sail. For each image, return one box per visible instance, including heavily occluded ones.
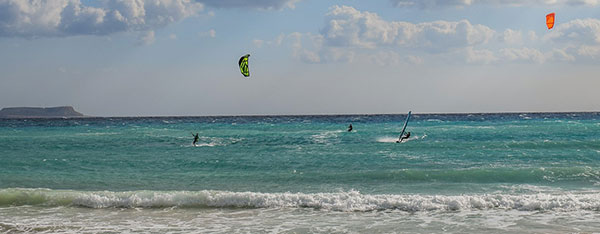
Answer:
[238,54,250,77]
[398,111,412,141]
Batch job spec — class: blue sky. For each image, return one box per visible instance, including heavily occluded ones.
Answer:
[1,0,600,116]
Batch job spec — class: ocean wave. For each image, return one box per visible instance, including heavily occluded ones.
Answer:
[2,188,600,212]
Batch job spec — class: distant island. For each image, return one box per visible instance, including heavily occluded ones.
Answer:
[0,106,85,118]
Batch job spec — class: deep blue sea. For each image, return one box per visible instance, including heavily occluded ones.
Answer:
[1,113,600,233]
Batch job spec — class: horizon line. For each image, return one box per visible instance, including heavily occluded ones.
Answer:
[3,110,598,119]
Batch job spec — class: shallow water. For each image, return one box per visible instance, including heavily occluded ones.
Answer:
[1,113,599,232]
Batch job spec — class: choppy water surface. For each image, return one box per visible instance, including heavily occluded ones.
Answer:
[1,113,599,233]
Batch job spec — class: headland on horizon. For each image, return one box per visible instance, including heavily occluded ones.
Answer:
[0,106,85,118]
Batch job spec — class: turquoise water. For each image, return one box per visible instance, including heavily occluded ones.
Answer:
[1,113,600,232]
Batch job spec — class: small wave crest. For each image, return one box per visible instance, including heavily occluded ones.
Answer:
[377,137,398,143]
[377,135,424,143]
[182,136,242,147]
[311,130,343,144]
[2,188,600,212]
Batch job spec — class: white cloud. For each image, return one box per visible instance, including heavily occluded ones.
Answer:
[564,0,600,6]
[501,29,522,45]
[253,39,264,48]
[289,32,320,63]
[253,33,285,48]
[296,48,321,63]
[137,30,155,45]
[196,0,301,9]
[527,30,538,42]
[367,51,402,66]
[545,18,600,58]
[199,28,216,38]
[550,48,576,61]
[321,5,494,52]
[499,47,546,63]
[0,0,204,38]
[577,45,600,57]
[286,31,354,63]
[274,33,285,46]
[389,0,600,8]
[254,6,599,65]
[320,47,355,63]
[545,18,600,44]
[493,19,600,62]
[465,47,497,64]
[407,55,425,64]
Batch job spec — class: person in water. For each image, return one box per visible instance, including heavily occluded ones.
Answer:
[192,133,199,146]
[396,132,411,143]
[347,124,353,132]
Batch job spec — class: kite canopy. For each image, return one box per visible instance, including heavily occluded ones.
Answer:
[546,13,555,29]
[238,54,250,77]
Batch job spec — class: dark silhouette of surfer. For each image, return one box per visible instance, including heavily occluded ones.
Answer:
[347,124,353,132]
[192,133,199,146]
[396,132,410,143]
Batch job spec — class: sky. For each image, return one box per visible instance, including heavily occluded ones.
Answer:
[1,0,600,116]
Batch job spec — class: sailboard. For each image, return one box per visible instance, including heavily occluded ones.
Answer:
[398,111,412,142]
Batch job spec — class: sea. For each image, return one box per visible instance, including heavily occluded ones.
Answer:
[1,113,600,233]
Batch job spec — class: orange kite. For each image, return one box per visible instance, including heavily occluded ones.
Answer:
[546,13,555,29]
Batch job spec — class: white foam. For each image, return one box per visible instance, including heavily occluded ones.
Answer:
[3,204,600,233]
[193,143,219,147]
[74,132,120,136]
[311,130,342,144]
[377,135,423,143]
[3,188,600,212]
[183,136,242,147]
[459,126,495,129]
[376,137,398,143]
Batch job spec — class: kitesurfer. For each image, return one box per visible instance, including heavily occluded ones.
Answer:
[192,133,199,146]
[347,124,353,132]
[396,132,410,143]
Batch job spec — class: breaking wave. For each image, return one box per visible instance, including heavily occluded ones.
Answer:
[2,188,600,212]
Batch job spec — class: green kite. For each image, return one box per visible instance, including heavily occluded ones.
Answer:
[238,54,250,77]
